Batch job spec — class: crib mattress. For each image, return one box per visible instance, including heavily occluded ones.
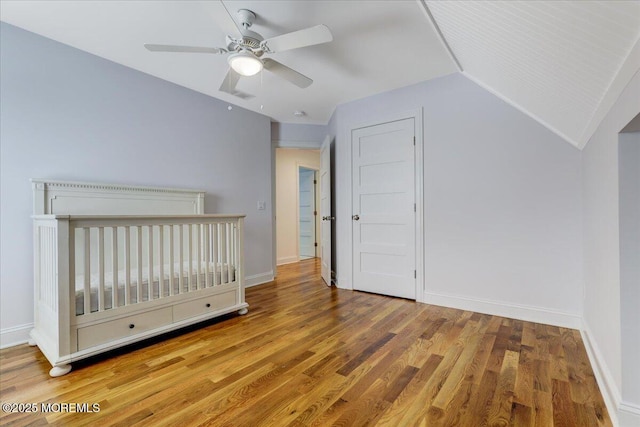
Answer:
[75,261,235,315]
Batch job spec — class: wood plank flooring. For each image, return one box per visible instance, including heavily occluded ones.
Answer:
[0,259,611,426]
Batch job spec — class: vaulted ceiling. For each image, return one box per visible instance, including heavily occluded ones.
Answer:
[1,1,639,149]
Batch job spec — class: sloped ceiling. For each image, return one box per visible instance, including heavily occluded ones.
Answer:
[1,1,639,149]
[425,0,640,148]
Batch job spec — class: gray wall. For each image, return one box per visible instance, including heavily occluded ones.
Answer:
[329,73,583,324]
[582,68,640,425]
[619,131,640,412]
[0,23,273,344]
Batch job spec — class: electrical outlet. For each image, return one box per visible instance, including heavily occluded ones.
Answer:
[257,201,266,211]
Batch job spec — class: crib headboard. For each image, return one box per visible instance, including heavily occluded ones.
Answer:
[31,179,205,215]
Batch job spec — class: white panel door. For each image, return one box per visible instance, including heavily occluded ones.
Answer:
[352,118,416,299]
[320,136,332,286]
[299,168,316,259]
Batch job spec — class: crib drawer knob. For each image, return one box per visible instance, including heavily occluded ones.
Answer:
[129,324,135,329]
[206,303,211,308]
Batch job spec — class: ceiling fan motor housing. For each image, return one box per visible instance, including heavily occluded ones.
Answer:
[237,9,263,51]
[226,9,264,54]
[226,35,263,55]
[237,9,256,28]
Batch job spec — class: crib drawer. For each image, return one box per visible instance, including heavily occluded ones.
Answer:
[173,290,237,322]
[77,307,173,351]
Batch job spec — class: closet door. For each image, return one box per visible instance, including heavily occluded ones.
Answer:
[351,118,416,299]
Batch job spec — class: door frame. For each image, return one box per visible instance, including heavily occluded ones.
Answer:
[347,108,424,302]
[296,162,320,260]
[320,135,332,285]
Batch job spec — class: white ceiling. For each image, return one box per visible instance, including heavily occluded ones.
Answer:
[0,0,457,125]
[1,1,639,148]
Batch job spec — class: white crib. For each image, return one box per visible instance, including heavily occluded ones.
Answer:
[29,179,248,377]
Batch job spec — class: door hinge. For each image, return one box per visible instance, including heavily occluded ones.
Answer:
[414,270,417,279]
[314,179,317,184]
[314,211,317,215]
[414,203,416,212]
[314,242,318,247]
[413,136,416,146]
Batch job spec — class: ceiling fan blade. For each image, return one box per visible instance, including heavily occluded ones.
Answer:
[261,24,333,53]
[144,44,224,54]
[262,58,313,88]
[219,67,254,99]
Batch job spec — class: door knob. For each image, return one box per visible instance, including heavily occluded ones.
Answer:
[352,215,360,221]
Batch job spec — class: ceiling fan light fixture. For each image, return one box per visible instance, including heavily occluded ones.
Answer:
[228,51,263,76]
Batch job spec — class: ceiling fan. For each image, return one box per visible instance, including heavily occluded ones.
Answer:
[144,8,333,99]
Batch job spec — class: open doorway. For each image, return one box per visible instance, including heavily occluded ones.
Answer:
[299,167,318,259]
[275,148,321,265]
[619,113,640,408]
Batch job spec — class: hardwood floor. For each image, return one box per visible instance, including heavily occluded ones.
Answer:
[1,259,611,426]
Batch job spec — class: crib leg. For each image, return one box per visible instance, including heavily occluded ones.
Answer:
[49,364,72,377]
[238,307,248,315]
[28,330,38,346]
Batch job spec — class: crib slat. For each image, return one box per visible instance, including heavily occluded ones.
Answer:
[228,222,232,282]
[213,223,219,286]
[169,225,175,296]
[112,227,118,309]
[125,226,131,306]
[188,224,193,291]
[148,225,153,301]
[179,224,184,294]
[221,223,228,285]
[83,228,91,315]
[98,227,105,312]
[230,222,234,282]
[230,223,235,274]
[159,225,164,299]
[204,224,210,287]
[197,224,202,289]
[228,222,232,283]
[137,226,143,304]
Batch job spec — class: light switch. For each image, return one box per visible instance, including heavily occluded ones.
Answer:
[257,201,266,211]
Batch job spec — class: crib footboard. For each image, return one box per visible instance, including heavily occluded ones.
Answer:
[31,214,247,376]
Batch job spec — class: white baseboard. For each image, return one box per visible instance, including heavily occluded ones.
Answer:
[619,402,640,427]
[276,256,299,266]
[422,291,582,329]
[580,320,640,427]
[335,275,352,290]
[245,271,274,288]
[580,322,620,425]
[1,323,33,349]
